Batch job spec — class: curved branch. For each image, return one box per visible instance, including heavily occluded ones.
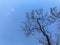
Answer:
[37,19,51,45]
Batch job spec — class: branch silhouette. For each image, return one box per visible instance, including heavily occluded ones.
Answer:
[22,7,60,45]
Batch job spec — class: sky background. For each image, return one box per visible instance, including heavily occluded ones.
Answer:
[0,0,60,45]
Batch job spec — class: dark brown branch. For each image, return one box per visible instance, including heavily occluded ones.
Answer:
[37,19,51,45]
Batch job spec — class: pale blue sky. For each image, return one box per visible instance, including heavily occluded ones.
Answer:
[0,0,60,45]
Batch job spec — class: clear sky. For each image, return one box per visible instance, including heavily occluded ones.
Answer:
[0,0,60,45]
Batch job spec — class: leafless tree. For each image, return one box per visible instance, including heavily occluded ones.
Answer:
[22,7,60,45]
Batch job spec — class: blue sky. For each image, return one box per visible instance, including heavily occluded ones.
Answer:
[0,0,60,45]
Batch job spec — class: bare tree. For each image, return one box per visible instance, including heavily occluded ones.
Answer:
[22,7,60,45]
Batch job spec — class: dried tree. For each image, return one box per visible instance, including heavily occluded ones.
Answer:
[22,7,60,45]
